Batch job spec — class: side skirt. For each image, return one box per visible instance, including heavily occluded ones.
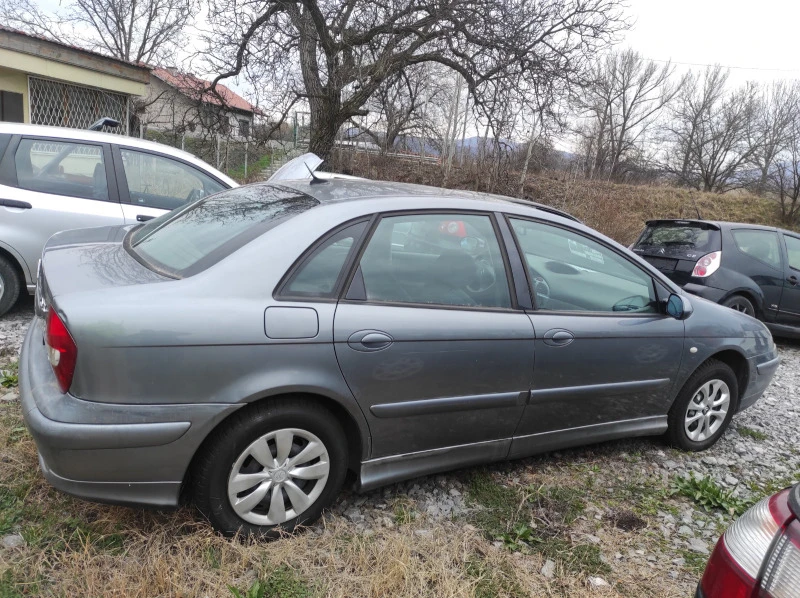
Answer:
[357,416,668,492]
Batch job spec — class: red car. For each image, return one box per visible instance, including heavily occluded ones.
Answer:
[698,483,800,597]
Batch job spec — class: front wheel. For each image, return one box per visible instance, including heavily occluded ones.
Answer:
[193,398,348,538]
[667,359,738,451]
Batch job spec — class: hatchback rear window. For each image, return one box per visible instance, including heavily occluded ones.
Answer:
[635,222,721,255]
[128,184,319,277]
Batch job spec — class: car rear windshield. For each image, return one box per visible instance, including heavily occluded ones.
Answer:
[634,222,721,255]
[127,184,319,277]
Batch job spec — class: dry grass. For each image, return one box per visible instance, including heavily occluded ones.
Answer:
[0,394,701,597]
[328,152,797,246]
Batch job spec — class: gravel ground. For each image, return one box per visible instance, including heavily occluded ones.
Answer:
[1,296,798,595]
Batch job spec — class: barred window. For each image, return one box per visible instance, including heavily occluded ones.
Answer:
[29,77,129,134]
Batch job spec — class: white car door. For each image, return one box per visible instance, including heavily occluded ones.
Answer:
[0,136,124,288]
[114,147,228,224]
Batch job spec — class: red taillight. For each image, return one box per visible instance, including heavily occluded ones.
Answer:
[692,251,722,278]
[700,490,795,598]
[46,310,77,394]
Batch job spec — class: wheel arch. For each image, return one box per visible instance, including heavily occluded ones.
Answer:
[720,289,763,318]
[0,244,28,288]
[181,391,369,498]
[691,349,749,409]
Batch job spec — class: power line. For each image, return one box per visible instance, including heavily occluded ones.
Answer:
[647,57,800,74]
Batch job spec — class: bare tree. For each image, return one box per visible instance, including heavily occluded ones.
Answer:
[663,66,758,192]
[746,81,799,194]
[577,49,683,180]
[770,112,800,225]
[0,0,196,64]
[202,0,627,160]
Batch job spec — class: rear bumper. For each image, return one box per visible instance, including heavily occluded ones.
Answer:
[19,318,239,508]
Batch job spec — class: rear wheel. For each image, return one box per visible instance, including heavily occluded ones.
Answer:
[193,398,347,538]
[667,359,738,451]
[722,295,756,318]
[0,256,21,317]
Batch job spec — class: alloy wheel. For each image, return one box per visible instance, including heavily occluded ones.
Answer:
[684,379,730,442]
[227,428,330,526]
[727,298,754,316]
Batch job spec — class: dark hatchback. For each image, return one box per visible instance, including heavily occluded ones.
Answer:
[632,220,800,338]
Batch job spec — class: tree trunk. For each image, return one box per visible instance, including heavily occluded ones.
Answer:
[308,98,342,160]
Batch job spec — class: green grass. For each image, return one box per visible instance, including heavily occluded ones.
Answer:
[737,426,769,441]
[0,362,18,389]
[466,471,609,576]
[228,566,314,598]
[228,153,272,183]
[672,473,752,516]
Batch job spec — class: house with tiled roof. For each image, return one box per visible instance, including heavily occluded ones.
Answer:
[140,67,260,139]
[0,26,150,133]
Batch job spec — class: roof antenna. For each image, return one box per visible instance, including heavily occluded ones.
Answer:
[305,162,326,185]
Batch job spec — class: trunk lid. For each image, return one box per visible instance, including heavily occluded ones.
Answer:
[40,225,169,300]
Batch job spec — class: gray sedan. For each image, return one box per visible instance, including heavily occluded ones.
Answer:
[19,179,780,537]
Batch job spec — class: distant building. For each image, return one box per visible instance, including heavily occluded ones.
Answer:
[141,67,260,139]
[0,26,150,133]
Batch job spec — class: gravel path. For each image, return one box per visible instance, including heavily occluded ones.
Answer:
[2,296,797,595]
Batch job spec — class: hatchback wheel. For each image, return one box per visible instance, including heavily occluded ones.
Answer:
[667,359,738,451]
[0,256,21,317]
[722,295,755,318]
[193,398,347,538]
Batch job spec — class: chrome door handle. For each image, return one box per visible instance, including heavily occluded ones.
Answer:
[543,329,575,347]
[347,330,394,352]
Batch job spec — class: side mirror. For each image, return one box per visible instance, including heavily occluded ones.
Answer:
[666,293,693,320]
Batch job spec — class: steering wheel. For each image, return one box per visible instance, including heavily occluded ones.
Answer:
[612,295,651,312]
[186,188,204,203]
[466,258,497,293]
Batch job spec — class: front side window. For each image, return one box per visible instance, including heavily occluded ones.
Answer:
[129,185,319,277]
[120,148,225,211]
[510,218,656,313]
[15,138,108,200]
[281,221,367,298]
[784,235,800,271]
[732,229,782,270]
[355,213,512,309]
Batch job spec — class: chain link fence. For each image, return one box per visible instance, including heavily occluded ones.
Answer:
[29,77,129,134]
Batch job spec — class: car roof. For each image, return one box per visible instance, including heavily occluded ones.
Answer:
[645,218,783,233]
[274,178,581,222]
[0,122,237,187]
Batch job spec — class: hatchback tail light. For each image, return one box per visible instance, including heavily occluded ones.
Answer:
[692,251,722,277]
[46,310,77,394]
[701,490,795,598]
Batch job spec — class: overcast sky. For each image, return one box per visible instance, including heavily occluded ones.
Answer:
[622,0,800,87]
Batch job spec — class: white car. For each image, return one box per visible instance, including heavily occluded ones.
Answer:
[0,123,237,315]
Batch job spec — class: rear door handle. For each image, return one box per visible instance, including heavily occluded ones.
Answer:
[789,275,798,286]
[347,330,394,352]
[543,328,575,346]
[136,214,155,222]
[0,199,32,209]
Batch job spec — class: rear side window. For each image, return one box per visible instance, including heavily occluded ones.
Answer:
[635,222,720,256]
[280,221,368,299]
[731,229,781,270]
[15,138,108,201]
[128,185,319,277]
[785,235,800,271]
[120,148,226,210]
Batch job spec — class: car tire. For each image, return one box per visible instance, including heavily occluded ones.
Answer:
[722,295,756,318]
[667,359,738,452]
[0,256,21,317]
[193,397,348,538]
